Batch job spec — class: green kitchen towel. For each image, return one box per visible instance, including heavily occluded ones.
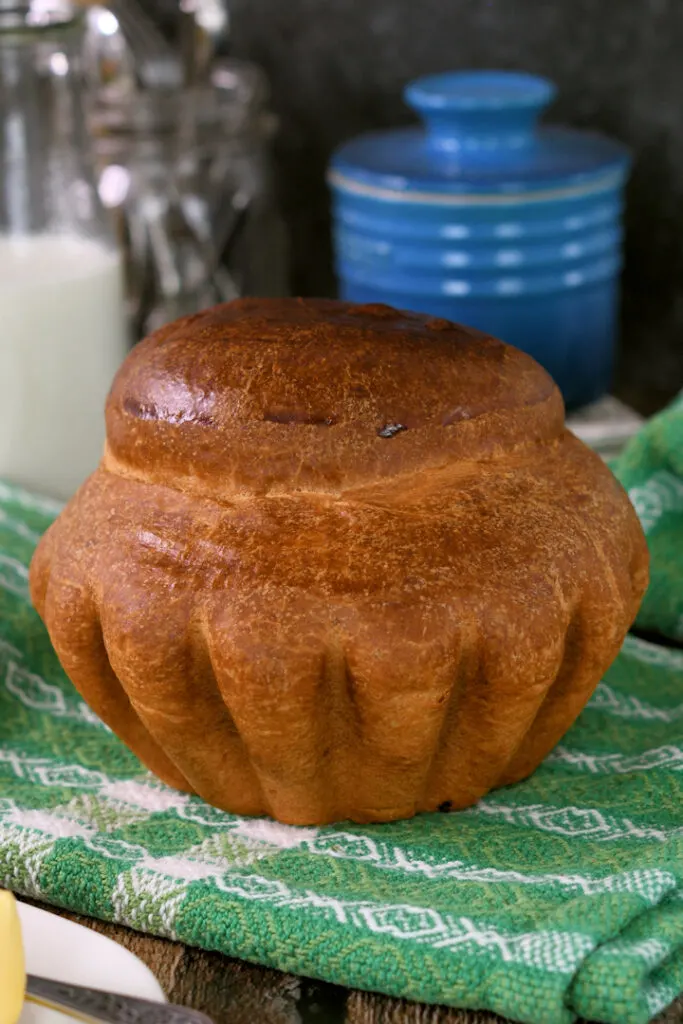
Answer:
[0,398,682,1024]
[615,390,683,642]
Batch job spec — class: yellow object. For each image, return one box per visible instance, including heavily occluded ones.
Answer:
[0,891,25,1024]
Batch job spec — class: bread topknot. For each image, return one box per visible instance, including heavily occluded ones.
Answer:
[104,298,563,497]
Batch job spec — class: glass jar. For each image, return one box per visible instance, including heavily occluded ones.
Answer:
[91,89,215,339]
[91,57,288,340]
[0,0,129,500]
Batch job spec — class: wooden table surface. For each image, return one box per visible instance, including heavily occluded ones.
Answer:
[28,900,683,1024]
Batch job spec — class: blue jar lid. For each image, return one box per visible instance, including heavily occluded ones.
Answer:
[330,71,630,198]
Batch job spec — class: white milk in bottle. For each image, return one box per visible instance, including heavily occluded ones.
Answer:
[0,3,131,502]
[0,235,129,500]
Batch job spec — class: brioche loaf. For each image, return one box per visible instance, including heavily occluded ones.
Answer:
[30,299,649,824]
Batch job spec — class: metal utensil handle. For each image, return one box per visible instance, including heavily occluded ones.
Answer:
[26,974,215,1024]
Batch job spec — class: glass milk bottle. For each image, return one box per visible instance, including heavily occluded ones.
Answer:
[0,0,129,501]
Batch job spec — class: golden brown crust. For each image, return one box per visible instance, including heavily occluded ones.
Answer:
[29,299,649,824]
[104,298,564,498]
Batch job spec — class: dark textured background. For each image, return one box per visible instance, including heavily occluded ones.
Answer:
[157,0,683,412]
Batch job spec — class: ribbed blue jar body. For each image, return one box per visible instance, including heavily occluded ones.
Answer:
[331,177,625,410]
[329,71,631,411]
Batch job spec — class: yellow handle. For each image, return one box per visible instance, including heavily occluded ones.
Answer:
[0,891,26,1024]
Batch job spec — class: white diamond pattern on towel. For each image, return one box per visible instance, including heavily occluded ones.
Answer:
[468,800,683,843]
[431,923,596,972]
[588,682,683,722]
[302,831,678,899]
[545,743,683,774]
[139,831,289,882]
[3,739,679,894]
[232,818,320,849]
[1,640,109,730]
[112,869,187,938]
[111,863,593,975]
[0,750,108,789]
[357,905,445,940]
[4,658,109,729]
[0,823,58,895]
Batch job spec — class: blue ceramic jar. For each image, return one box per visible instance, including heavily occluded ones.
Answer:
[329,71,631,410]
